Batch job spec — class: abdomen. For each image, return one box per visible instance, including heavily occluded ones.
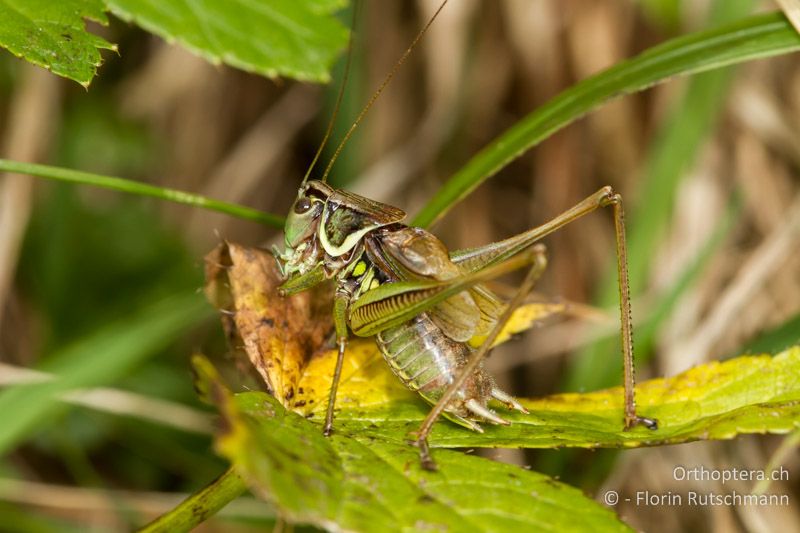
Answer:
[375,313,493,426]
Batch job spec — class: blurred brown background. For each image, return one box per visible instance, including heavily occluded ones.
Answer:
[1,0,798,531]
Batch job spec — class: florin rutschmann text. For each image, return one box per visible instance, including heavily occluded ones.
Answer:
[601,465,791,508]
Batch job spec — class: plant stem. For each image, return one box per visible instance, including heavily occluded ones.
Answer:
[137,467,248,532]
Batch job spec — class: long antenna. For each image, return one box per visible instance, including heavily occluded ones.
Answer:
[302,2,360,184]
[320,0,449,183]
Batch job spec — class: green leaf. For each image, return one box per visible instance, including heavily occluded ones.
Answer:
[195,357,631,533]
[296,345,800,449]
[0,291,213,455]
[0,0,348,86]
[106,0,349,82]
[0,0,115,86]
[412,12,800,228]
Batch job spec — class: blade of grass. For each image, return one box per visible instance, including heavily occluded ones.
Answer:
[0,159,284,228]
[412,11,800,228]
[138,468,248,533]
[0,363,213,434]
[0,291,214,455]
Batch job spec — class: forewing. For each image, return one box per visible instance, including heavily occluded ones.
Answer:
[469,284,507,337]
[374,227,480,342]
[428,291,480,342]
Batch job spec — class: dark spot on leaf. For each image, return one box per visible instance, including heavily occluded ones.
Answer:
[417,494,435,504]
[261,317,275,327]
[544,478,561,489]
[61,33,72,41]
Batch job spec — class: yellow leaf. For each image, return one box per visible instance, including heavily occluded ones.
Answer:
[467,301,564,348]
[293,302,564,415]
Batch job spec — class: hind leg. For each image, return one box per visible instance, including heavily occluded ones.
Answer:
[413,245,548,471]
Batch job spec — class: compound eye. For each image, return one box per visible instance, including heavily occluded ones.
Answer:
[294,196,313,214]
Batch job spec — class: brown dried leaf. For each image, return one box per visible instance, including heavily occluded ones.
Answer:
[204,242,332,406]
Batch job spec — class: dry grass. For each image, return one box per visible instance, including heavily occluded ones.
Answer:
[1,1,798,531]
